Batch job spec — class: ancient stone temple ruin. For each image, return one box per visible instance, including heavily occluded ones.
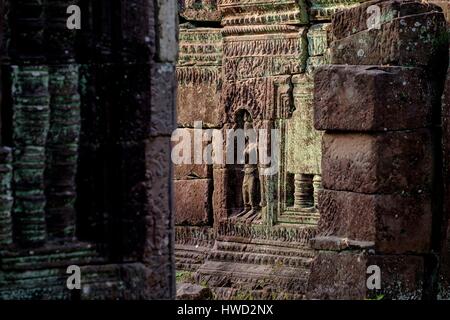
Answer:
[175,0,327,299]
[175,0,450,300]
[1,0,450,301]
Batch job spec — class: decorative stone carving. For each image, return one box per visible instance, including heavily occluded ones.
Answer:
[314,65,433,131]
[307,23,330,57]
[0,147,13,245]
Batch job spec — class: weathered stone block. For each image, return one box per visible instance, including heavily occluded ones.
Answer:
[330,12,448,69]
[177,67,224,128]
[175,179,212,226]
[144,136,173,258]
[287,74,322,175]
[315,189,432,254]
[212,168,230,222]
[314,65,432,131]
[307,251,425,300]
[177,283,213,300]
[322,130,432,194]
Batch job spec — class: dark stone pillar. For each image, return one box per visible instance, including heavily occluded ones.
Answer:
[44,0,80,239]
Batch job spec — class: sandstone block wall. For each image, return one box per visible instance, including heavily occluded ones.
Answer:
[174,0,374,299]
[307,0,449,300]
[0,0,178,300]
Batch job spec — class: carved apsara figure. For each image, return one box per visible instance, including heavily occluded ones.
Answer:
[235,113,261,222]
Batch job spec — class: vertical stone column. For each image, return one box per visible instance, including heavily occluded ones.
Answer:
[44,65,80,239]
[11,66,49,246]
[307,1,448,299]
[8,0,49,247]
[312,174,322,208]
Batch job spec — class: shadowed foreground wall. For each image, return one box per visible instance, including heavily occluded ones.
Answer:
[0,0,177,300]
